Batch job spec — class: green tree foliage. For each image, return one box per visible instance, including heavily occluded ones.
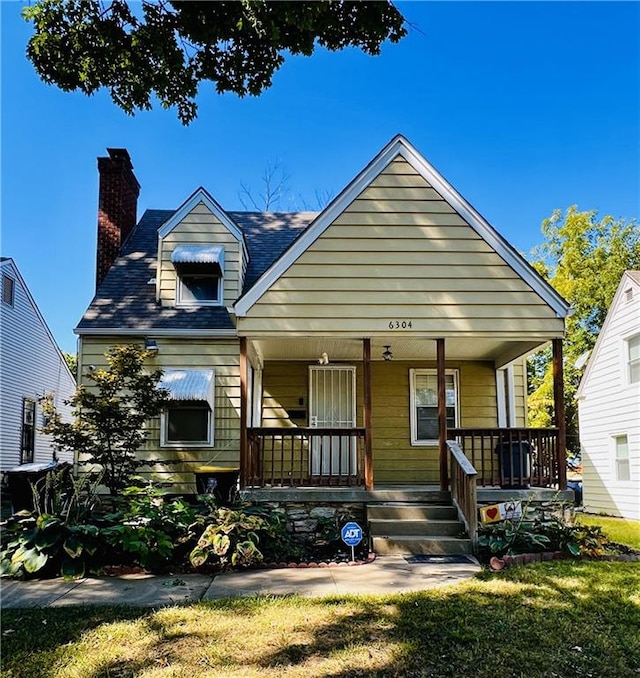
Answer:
[43,345,170,494]
[63,352,77,379]
[23,0,407,125]
[527,207,640,449]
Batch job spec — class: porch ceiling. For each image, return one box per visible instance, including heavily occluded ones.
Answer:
[249,337,546,367]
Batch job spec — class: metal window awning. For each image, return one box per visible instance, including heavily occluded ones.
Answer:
[158,369,215,409]
[171,245,225,272]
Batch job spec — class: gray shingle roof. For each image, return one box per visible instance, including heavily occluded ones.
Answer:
[76,208,316,332]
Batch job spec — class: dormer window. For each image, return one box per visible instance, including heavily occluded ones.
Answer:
[171,245,224,307]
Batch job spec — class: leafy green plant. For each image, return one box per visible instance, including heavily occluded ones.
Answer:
[1,468,110,579]
[43,345,170,494]
[478,511,619,560]
[190,507,274,570]
[478,518,551,558]
[103,480,196,571]
[0,512,106,579]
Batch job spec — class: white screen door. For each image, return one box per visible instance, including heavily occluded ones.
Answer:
[309,366,357,476]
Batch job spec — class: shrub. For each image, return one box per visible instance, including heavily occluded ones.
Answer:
[102,480,197,571]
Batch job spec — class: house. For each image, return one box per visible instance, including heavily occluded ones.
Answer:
[577,271,640,520]
[75,138,572,551]
[0,258,76,473]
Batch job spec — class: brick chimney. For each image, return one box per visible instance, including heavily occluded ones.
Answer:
[96,148,141,290]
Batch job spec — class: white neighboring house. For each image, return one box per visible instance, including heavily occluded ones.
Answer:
[0,258,76,473]
[577,271,640,520]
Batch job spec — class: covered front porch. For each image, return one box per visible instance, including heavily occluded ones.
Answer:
[237,335,567,494]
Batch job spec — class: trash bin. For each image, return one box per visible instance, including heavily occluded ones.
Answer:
[498,441,532,489]
[194,466,239,505]
[5,461,58,513]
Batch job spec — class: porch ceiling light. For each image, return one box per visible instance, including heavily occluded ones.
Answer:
[382,345,393,361]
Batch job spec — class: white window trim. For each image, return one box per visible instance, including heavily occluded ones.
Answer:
[160,403,214,448]
[625,333,640,386]
[175,271,224,308]
[612,433,631,482]
[159,367,216,448]
[409,368,460,446]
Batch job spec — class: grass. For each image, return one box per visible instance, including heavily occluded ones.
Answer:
[576,513,640,550]
[2,561,639,678]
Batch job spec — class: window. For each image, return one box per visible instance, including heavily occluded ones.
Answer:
[410,369,459,445]
[178,269,221,305]
[627,334,640,384]
[164,402,212,445]
[614,435,630,481]
[2,275,14,306]
[171,245,224,307]
[21,398,35,464]
[158,368,215,447]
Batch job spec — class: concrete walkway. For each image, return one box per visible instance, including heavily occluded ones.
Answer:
[1,555,481,608]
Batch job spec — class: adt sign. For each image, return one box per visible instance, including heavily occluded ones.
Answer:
[341,521,363,547]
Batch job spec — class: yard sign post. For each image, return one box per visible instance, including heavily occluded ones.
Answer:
[341,521,363,562]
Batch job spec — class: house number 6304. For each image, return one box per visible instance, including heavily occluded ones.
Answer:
[388,320,413,329]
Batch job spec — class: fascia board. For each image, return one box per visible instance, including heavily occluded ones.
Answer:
[157,187,248,260]
[235,134,571,319]
[74,328,238,337]
[576,271,639,397]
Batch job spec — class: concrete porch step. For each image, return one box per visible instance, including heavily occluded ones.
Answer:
[367,503,458,521]
[373,535,473,556]
[369,518,464,537]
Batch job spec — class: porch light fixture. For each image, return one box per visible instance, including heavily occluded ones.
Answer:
[144,338,159,353]
[382,345,393,361]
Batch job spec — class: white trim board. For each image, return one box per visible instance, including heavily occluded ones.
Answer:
[234,135,571,319]
[157,187,248,260]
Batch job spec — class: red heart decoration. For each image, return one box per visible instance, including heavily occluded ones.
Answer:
[487,507,498,520]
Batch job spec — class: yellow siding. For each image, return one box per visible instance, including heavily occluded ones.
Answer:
[511,358,528,426]
[79,336,240,493]
[158,202,242,307]
[239,158,563,338]
[261,359,497,485]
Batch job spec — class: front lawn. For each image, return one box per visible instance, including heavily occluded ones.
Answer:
[2,560,639,678]
[576,513,640,550]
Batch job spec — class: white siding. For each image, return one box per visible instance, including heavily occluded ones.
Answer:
[578,273,640,519]
[0,260,76,471]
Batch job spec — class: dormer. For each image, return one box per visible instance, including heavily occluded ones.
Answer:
[157,188,248,308]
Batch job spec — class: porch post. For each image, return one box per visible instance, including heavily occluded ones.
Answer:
[437,338,448,491]
[363,338,374,491]
[239,336,248,489]
[552,338,567,489]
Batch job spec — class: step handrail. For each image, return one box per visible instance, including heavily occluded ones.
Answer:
[447,440,478,549]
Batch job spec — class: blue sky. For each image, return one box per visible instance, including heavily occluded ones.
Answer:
[1,1,638,354]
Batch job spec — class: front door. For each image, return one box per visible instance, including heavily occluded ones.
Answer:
[309,366,357,476]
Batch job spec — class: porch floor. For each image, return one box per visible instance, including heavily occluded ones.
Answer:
[241,485,574,504]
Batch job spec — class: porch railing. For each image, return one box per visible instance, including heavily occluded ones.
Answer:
[447,440,478,546]
[448,428,561,488]
[247,427,366,487]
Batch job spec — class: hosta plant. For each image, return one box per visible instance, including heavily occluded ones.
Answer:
[190,507,272,570]
[0,512,105,579]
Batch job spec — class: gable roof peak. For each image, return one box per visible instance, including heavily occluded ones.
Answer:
[235,136,571,318]
[157,186,247,256]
